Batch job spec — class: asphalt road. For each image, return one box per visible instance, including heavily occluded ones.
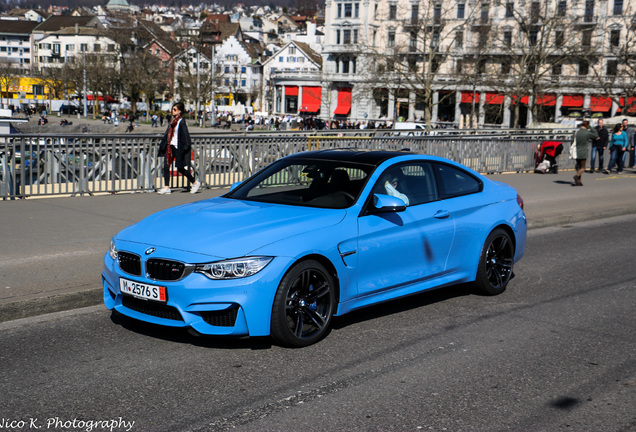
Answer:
[1,215,634,432]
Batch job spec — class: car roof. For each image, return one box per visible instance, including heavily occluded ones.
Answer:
[286,149,411,167]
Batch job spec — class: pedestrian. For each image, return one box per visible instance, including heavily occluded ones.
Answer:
[151,113,158,128]
[607,123,628,174]
[157,102,201,195]
[591,118,608,173]
[620,118,635,168]
[572,120,598,186]
[159,113,164,127]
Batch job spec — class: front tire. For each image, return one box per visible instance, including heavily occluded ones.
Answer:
[475,228,515,295]
[271,260,335,347]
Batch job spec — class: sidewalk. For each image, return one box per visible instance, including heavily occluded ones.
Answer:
[1,168,635,323]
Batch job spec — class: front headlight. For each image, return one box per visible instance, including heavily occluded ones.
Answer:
[195,257,273,280]
[109,239,118,261]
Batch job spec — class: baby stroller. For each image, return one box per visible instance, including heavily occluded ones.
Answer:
[534,140,563,174]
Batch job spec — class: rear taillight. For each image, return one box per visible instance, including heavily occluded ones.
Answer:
[516,194,524,210]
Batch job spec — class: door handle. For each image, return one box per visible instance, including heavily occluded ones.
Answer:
[434,210,450,219]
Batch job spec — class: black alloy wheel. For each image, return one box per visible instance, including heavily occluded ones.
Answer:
[271,260,335,347]
[475,228,515,295]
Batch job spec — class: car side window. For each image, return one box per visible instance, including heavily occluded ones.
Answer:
[372,163,439,206]
[433,163,482,199]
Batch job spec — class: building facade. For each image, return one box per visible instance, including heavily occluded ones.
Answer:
[321,0,636,126]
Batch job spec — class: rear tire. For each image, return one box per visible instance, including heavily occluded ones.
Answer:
[474,228,514,295]
[271,260,335,347]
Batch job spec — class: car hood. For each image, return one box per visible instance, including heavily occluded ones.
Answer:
[117,197,347,259]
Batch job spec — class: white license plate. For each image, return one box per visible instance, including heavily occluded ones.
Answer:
[120,278,167,302]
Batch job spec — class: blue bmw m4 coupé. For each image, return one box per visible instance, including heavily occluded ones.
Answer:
[103,150,526,347]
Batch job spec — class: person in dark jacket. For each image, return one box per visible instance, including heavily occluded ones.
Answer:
[157,102,201,194]
[590,118,608,173]
[573,120,598,186]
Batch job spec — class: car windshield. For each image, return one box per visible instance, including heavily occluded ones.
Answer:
[226,158,374,209]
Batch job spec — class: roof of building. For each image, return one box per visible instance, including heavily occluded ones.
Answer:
[0,19,40,34]
[34,15,101,33]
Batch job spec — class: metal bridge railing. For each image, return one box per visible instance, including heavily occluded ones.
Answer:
[0,131,574,200]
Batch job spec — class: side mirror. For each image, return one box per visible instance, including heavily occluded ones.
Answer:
[371,194,406,213]
[229,181,242,191]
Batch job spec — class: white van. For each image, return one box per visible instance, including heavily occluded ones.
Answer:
[392,122,429,136]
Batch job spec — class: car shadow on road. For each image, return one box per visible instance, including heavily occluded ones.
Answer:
[109,310,273,350]
[332,283,475,330]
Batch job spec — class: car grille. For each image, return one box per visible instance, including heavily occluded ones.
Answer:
[200,305,239,327]
[146,259,187,281]
[122,295,183,321]
[118,252,141,276]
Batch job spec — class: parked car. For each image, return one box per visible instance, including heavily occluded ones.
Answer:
[103,150,527,347]
[59,104,80,115]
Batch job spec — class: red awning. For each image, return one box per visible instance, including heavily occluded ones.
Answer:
[536,94,556,106]
[461,91,479,104]
[285,86,298,96]
[617,97,636,113]
[590,96,612,112]
[509,95,529,105]
[562,95,584,107]
[299,86,322,112]
[485,93,504,104]
[333,87,352,116]
[86,95,117,102]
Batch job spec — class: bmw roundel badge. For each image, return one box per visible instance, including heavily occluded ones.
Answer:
[145,247,156,255]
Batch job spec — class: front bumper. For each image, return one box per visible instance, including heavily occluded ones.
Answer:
[102,250,291,337]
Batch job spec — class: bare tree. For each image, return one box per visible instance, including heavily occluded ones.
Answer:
[465,2,579,127]
[585,4,636,116]
[363,1,473,125]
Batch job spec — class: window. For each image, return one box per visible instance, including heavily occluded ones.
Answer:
[582,29,592,47]
[613,0,623,15]
[336,30,341,44]
[529,27,539,46]
[480,4,489,23]
[80,44,88,52]
[455,31,464,48]
[373,163,439,206]
[607,60,618,75]
[410,32,417,51]
[503,30,512,47]
[505,2,514,18]
[108,44,115,52]
[241,79,246,86]
[477,59,487,74]
[241,66,246,73]
[579,60,589,75]
[343,29,351,44]
[434,4,441,23]
[531,1,540,22]
[337,4,342,17]
[353,29,359,44]
[552,64,562,76]
[457,3,465,19]
[389,4,397,19]
[355,3,359,17]
[94,44,101,52]
[52,44,60,54]
[224,66,230,73]
[584,0,594,22]
[434,163,481,199]
[411,5,419,24]
[557,0,567,16]
[344,3,352,17]
[388,31,395,47]
[555,30,564,47]
[610,29,620,46]
[343,57,350,73]
[501,61,511,75]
